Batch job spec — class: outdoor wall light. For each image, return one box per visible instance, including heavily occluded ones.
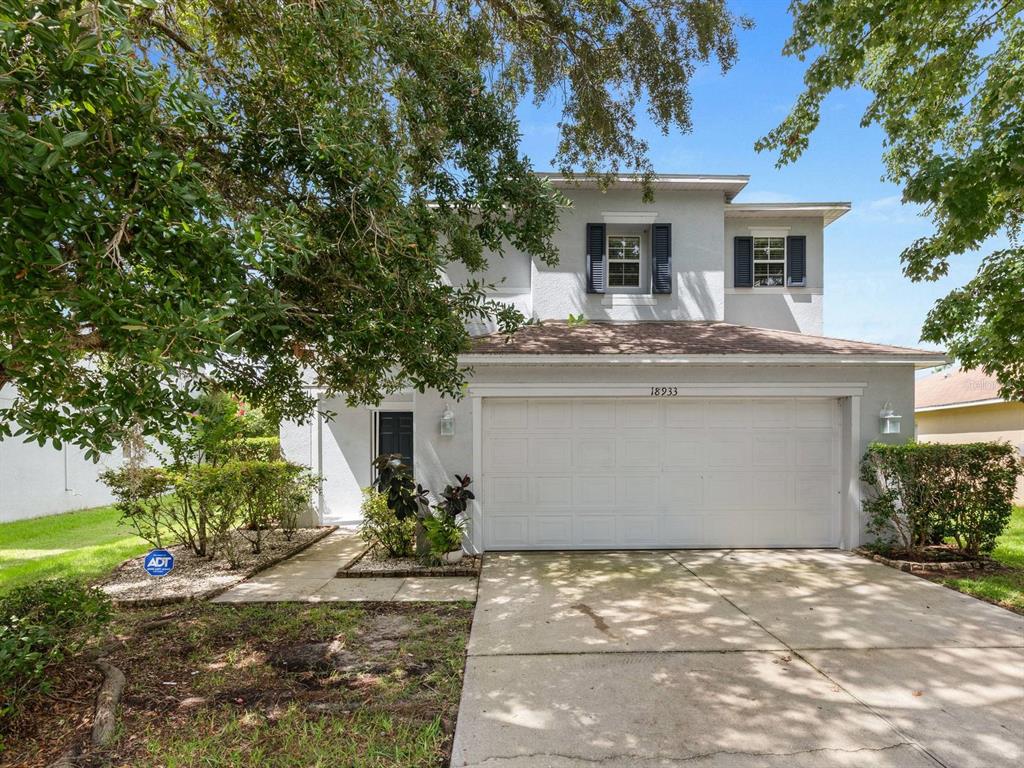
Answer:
[439,406,455,436]
[879,402,902,435]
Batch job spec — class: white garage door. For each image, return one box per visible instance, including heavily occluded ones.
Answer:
[481,397,841,550]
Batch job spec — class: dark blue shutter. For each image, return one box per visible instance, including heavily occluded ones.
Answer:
[734,236,753,288]
[651,223,672,294]
[586,223,606,293]
[787,235,807,287]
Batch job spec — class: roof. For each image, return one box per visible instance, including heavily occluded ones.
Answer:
[915,368,1011,410]
[725,202,851,227]
[536,173,750,202]
[466,321,945,366]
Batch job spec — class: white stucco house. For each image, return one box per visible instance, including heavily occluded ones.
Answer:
[281,173,945,551]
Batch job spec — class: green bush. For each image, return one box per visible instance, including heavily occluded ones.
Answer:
[359,488,416,558]
[222,436,282,462]
[0,580,111,725]
[861,442,1022,555]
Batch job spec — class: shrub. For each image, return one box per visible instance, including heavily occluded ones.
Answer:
[222,436,282,462]
[423,513,465,561]
[359,488,416,558]
[101,465,174,549]
[861,442,1022,556]
[0,580,111,724]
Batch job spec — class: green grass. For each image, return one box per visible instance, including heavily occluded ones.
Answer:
[940,506,1024,613]
[0,504,149,593]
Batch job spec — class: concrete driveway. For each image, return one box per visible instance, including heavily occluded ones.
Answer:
[451,550,1024,768]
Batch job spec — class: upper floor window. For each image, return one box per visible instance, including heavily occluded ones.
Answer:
[753,236,785,287]
[608,235,641,288]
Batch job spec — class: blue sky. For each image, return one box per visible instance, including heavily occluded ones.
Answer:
[514,1,987,350]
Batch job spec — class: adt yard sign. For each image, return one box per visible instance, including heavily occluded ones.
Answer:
[143,549,174,577]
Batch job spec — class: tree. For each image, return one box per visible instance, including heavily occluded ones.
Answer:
[0,0,749,456]
[757,0,1023,397]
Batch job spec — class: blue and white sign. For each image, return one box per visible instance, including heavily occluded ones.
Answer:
[143,549,175,577]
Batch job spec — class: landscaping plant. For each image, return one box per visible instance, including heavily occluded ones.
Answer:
[424,474,473,562]
[861,442,1022,557]
[0,580,111,730]
[358,489,416,558]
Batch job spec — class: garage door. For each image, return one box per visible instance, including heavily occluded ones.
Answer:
[481,397,840,549]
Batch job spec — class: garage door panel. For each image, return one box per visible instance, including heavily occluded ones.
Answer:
[618,436,660,467]
[534,476,572,507]
[663,437,702,467]
[485,438,528,469]
[486,400,529,429]
[577,515,617,546]
[616,475,660,508]
[795,398,835,428]
[533,516,573,547]
[485,476,529,508]
[751,433,793,467]
[574,437,616,468]
[617,401,660,428]
[530,400,573,430]
[574,476,615,508]
[482,397,840,550]
[660,472,703,509]
[573,400,615,429]
[529,437,572,469]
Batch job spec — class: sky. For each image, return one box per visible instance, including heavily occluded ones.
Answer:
[513,1,989,350]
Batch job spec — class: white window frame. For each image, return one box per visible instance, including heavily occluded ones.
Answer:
[606,233,643,291]
[751,228,787,288]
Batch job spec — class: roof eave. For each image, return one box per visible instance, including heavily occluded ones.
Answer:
[462,353,947,368]
[537,173,751,202]
[725,203,852,227]
[915,398,1009,413]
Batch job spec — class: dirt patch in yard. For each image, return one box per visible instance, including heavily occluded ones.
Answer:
[2,601,473,768]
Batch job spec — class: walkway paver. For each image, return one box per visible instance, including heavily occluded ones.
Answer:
[452,550,1024,768]
[212,530,477,603]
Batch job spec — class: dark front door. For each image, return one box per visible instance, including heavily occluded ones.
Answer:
[378,411,414,468]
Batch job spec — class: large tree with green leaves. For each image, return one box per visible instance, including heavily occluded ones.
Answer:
[758,0,1024,396]
[1,0,749,455]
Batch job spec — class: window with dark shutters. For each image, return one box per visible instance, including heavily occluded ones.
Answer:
[651,223,672,294]
[734,236,753,288]
[586,222,606,293]
[787,235,807,287]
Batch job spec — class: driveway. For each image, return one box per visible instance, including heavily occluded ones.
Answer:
[451,550,1024,768]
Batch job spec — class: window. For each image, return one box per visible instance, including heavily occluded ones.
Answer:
[753,236,785,287]
[607,235,641,288]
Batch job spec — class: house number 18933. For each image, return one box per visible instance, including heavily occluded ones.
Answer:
[649,387,679,397]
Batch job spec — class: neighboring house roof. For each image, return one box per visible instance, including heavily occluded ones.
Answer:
[535,173,750,202]
[915,368,1011,411]
[466,321,945,365]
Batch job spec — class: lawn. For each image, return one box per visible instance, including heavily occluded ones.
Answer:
[0,504,150,593]
[938,505,1024,614]
[2,601,473,768]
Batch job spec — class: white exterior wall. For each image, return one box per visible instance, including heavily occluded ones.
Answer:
[532,188,726,322]
[0,386,125,522]
[723,216,825,335]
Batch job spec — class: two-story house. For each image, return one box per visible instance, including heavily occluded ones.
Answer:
[282,174,944,551]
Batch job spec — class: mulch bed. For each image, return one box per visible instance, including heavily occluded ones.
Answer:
[339,548,481,578]
[1,601,473,768]
[100,526,336,606]
[856,545,1001,573]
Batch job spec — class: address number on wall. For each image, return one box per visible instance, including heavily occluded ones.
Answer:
[649,387,679,397]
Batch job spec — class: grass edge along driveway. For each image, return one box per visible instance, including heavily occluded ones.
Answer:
[937,505,1024,614]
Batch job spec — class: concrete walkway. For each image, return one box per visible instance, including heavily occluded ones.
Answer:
[212,530,477,603]
[452,549,1024,768]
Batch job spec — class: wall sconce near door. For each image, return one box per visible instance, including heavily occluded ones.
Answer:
[439,406,455,436]
[879,402,902,435]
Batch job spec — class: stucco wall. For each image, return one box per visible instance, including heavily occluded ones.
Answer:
[916,401,1024,503]
[0,387,126,522]
[723,216,825,334]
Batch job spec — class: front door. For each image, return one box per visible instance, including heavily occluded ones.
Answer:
[378,411,414,468]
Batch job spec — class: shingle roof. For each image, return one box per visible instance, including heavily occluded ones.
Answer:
[916,368,1008,409]
[469,321,943,359]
